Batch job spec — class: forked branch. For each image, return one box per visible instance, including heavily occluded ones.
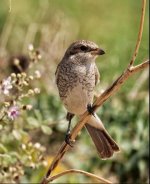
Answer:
[41,0,148,183]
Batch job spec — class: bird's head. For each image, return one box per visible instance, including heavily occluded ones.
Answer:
[64,40,105,62]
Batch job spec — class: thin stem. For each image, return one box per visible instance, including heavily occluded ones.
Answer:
[128,0,146,67]
[47,169,112,184]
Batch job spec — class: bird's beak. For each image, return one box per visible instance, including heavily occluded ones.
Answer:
[91,48,105,56]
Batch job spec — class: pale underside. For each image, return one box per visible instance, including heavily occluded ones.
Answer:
[63,84,93,115]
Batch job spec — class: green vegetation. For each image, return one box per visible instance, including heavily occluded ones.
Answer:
[0,0,149,183]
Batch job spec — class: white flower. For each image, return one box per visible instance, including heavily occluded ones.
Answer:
[34,143,41,149]
[34,70,41,78]
[8,105,20,120]
[0,77,12,95]
[34,88,40,94]
[26,104,33,110]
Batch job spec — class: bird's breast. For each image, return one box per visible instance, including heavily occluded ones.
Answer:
[63,83,94,115]
[59,63,96,115]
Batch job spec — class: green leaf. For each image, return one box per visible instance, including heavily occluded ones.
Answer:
[27,117,40,128]
[42,118,53,125]
[34,109,42,121]
[12,130,22,140]
[41,125,52,135]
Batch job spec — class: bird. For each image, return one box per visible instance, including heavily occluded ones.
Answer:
[55,40,120,159]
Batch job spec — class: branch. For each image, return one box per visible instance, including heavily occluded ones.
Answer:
[41,0,148,183]
[47,169,112,184]
[93,59,149,109]
[128,0,146,67]
[129,59,149,73]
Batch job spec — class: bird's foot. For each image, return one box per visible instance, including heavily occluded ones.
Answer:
[65,131,75,147]
[66,113,74,121]
[87,104,96,117]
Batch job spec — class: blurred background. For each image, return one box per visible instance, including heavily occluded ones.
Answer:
[0,0,149,183]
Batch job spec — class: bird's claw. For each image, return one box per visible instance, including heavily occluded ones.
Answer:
[87,104,96,117]
[65,132,75,147]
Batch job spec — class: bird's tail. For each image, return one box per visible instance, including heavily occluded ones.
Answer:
[84,114,120,159]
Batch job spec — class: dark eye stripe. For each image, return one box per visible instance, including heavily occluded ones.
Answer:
[80,45,88,51]
[69,45,90,55]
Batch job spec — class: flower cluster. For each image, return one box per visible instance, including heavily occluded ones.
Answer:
[28,44,42,63]
[0,72,41,121]
[0,77,12,95]
[0,44,47,183]
[0,44,41,121]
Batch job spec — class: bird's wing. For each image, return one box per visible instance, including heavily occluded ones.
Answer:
[55,63,61,85]
[94,65,100,86]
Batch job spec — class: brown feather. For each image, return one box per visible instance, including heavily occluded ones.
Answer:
[85,123,119,159]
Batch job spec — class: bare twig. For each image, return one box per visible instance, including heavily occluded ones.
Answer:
[47,169,112,184]
[41,0,148,183]
[129,59,149,73]
[93,59,149,109]
[128,0,146,67]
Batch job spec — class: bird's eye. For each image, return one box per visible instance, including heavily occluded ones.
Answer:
[80,45,88,51]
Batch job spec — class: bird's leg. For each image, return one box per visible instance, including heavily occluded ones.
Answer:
[87,104,96,117]
[65,112,75,147]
